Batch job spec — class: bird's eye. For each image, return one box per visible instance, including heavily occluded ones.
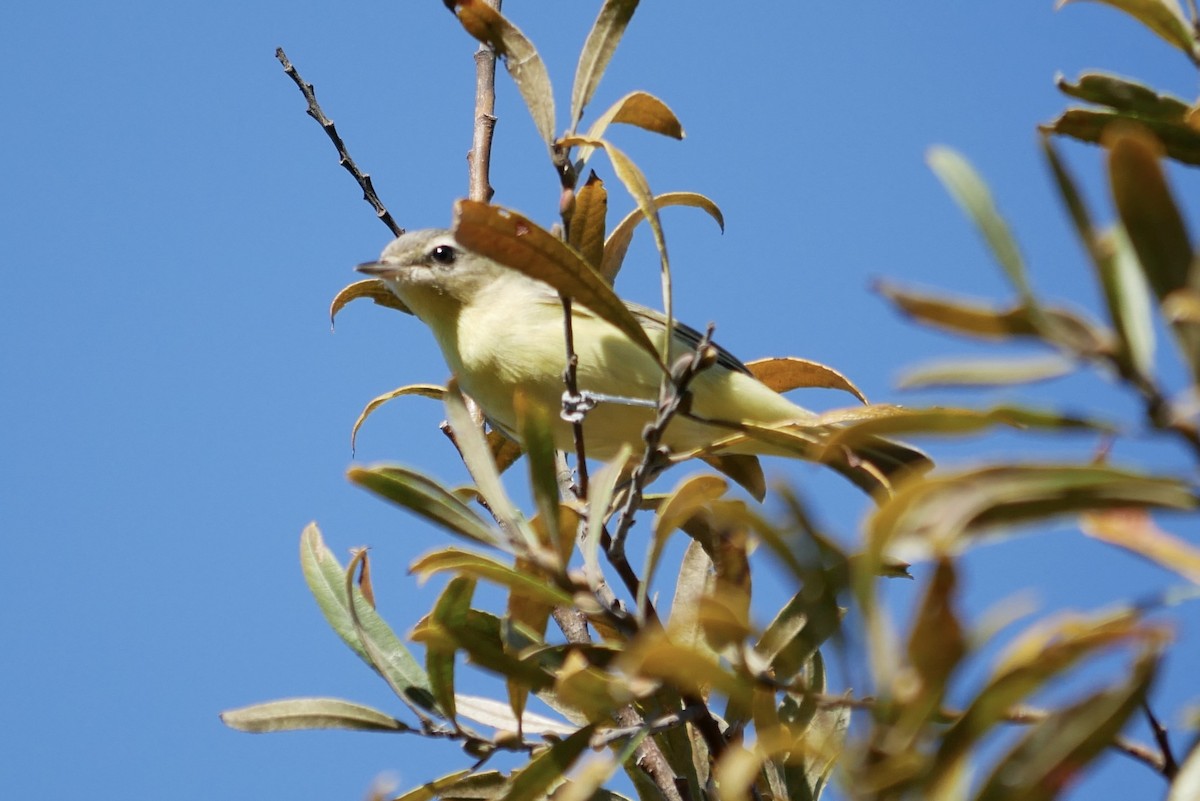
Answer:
[429,244,458,265]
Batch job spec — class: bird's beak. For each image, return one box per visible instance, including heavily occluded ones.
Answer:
[356,260,398,277]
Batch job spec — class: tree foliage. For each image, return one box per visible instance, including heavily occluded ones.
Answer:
[226,2,1200,799]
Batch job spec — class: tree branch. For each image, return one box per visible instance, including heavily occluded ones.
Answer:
[274,47,402,236]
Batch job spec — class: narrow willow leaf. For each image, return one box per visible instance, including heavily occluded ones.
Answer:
[1056,71,1192,119]
[876,281,1107,353]
[1042,135,1156,376]
[667,540,718,658]
[496,724,596,801]
[570,0,639,130]
[1082,507,1200,582]
[299,524,436,713]
[444,380,536,552]
[746,356,869,404]
[928,147,1034,302]
[453,695,578,736]
[975,651,1158,801]
[417,609,555,691]
[819,404,1115,453]
[391,770,499,801]
[906,558,966,694]
[867,464,1197,563]
[351,384,445,454]
[583,445,632,590]
[1107,123,1200,378]
[411,547,574,607]
[1044,107,1200,165]
[1056,0,1200,62]
[448,0,556,144]
[220,697,410,733]
[567,172,608,269]
[453,200,665,368]
[514,390,561,551]
[330,278,412,325]
[428,577,477,723]
[560,136,672,355]
[896,355,1076,389]
[347,465,505,550]
[581,91,685,150]
[1107,123,1195,301]
[552,757,624,801]
[928,610,1163,795]
[601,191,724,282]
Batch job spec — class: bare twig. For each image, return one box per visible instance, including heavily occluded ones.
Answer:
[560,304,593,499]
[1142,701,1179,778]
[609,325,720,558]
[274,48,402,237]
[467,7,499,203]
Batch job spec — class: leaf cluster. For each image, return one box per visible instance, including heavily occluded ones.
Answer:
[230,2,1200,800]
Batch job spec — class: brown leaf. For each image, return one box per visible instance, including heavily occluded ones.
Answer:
[330,279,412,326]
[746,356,868,404]
[1082,507,1200,583]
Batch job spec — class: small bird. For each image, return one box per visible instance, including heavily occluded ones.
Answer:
[358,228,928,494]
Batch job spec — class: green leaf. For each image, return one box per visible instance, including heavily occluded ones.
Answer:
[350,383,445,455]
[1056,71,1192,120]
[569,0,639,131]
[514,391,562,553]
[927,610,1163,796]
[347,465,505,550]
[299,524,436,714]
[927,146,1034,302]
[583,445,631,590]
[444,380,535,550]
[1056,0,1200,63]
[666,541,717,656]
[975,650,1158,801]
[1044,107,1200,165]
[427,577,477,723]
[447,0,556,145]
[453,200,666,369]
[867,464,1197,562]
[642,474,727,616]
[1042,136,1156,377]
[391,770,503,801]
[906,558,966,695]
[1108,123,1196,302]
[220,697,411,733]
[896,355,1076,389]
[411,547,574,607]
[601,191,724,282]
[496,724,597,801]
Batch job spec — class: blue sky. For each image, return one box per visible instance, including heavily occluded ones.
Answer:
[4,2,1199,799]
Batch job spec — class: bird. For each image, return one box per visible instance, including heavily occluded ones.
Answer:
[357,228,929,496]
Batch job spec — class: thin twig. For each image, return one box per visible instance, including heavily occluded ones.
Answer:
[274,48,402,237]
[801,692,1171,777]
[609,324,720,558]
[560,297,591,497]
[467,7,499,203]
[1142,700,1179,778]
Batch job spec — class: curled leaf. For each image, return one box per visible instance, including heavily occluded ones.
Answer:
[746,356,868,404]
[330,279,412,326]
[351,384,446,454]
[601,191,724,282]
[1056,0,1200,63]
